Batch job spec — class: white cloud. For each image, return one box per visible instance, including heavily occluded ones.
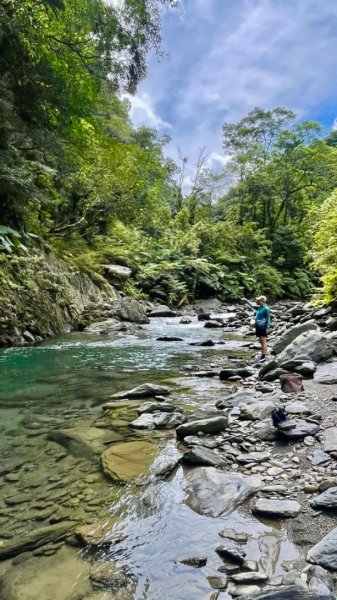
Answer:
[124,92,172,131]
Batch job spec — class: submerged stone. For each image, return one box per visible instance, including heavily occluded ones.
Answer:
[110,383,172,399]
[101,440,157,482]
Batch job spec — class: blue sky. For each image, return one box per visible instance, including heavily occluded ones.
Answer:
[126,0,337,183]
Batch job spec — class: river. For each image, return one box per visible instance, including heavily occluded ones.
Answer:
[0,315,299,600]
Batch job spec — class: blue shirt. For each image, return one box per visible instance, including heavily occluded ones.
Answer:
[246,301,271,329]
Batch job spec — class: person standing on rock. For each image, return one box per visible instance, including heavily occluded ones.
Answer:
[242,295,271,362]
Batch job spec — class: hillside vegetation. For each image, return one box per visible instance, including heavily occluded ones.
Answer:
[1,0,337,306]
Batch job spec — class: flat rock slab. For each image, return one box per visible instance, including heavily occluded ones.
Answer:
[237,452,270,464]
[148,306,177,317]
[176,416,227,439]
[138,402,176,414]
[182,446,226,467]
[278,420,319,439]
[110,383,171,399]
[310,450,332,466]
[307,527,337,570]
[277,330,333,366]
[240,401,276,421]
[101,440,157,482]
[0,522,76,560]
[314,362,337,384]
[322,427,337,453]
[284,402,311,415]
[252,499,301,518]
[183,467,262,517]
[310,486,337,509]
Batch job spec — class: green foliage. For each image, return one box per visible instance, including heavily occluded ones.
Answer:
[311,189,337,301]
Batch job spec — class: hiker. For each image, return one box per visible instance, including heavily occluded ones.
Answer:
[242,295,271,362]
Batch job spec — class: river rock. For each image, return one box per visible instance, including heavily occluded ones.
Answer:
[240,401,276,421]
[278,419,319,439]
[216,391,257,410]
[182,446,226,467]
[252,499,301,518]
[310,487,337,509]
[322,427,337,453]
[180,556,207,567]
[101,440,157,482]
[176,416,228,439]
[148,305,177,317]
[219,529,249,543]
[314,362,337,384]
[183,467,262,517]
[284,402,311,415]
[110,383,171,399]
[236,585,335,599]
[204,319,224,328]
[115,297,149,323]
[232,572,268,584]
[262,368,288,381]
[157,336,184,342]
[307,527,337,569]
[273,321,317,354]
[231,584,261,597]
[219,366,255,380]
[137,402,176,414]
[277,330,333,366]
[84,319,127,334]
[0,522,76,559]
[306,564,334,596]
[89,561,128,589]
[216,546,246,565]
[129,413,157,429]
[152,411,185,429]
[310,450,331,466]
[47,426,115,461]
[237,452,270,464]
[75,519,120,546]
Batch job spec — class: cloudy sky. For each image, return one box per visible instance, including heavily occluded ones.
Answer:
[127,0,337,180]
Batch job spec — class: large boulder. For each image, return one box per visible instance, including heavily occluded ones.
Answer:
[148,305,177,317]
[277,330,333,366]
[115,297,149,323]
[103,264,132,288]
[183,467,262,517]
[176,416,227,439]
[101,440,157,482]
[307,527,337,570]
[314,362,337,384]
[272,321,317,354]
[322,427,337,453]
[310,487,337,509]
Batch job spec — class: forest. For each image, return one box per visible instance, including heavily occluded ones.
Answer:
[1,0,337,306]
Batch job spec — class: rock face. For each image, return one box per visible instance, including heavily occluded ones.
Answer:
[314,362,337,384]
[101,440,157,482]
[272,321,317,354]
[277,330,333,366]
[183,467,262,517]
[307,527,337,570]
[252,499,301,518]
[176,416,228,439]
[111,383,172,400]
[310,487,337,509]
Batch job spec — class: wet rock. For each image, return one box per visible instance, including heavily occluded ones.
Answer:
[322,427,337,453]
[208,575,228,589]
[219,366,255,380]
[237,586,335,599]
[240,401,276,421]
[0,546,91,600]
[314,362,337,384]
[215,391,257,410]
[277,330,333,366]
[47,426,115,461]
[115,297,149,323]
[232,572,268,584]
[180,317,192,324]
[242,561,259,572]
[137,402,176,414]
[252,499,301,518]
[294,361,316,377]
[183,467,262,517]
[129,413,156,430]
[0,522,76,559]
[157,336,184,342]
[89,562,128,589]
[218,529,249,543]
[101,440,157,482]
[307,527,337,570]
[182,447,226,467]
[262,368,288,382]
[237,452,270,464]
[278,420,319,439]
[197,313,211,321]
[216,546,246,565]
[75,519,120,546]
[176,416,228,440]
[189,339,215,346]
[110,383,172,400]
[180,556,207,567]
[231,584,261,597]
[152,411,185,429]
[151,447,181,478]
[310,487,337,509]
[326,317,337,331]
[205,320,224,328]
[309,450,331,466]
[272,321,317,354]
[148,305,177,317]
[84,319,127,335]
[192,370,219,377]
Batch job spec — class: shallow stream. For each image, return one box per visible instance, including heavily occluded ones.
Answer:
[0,316,299,600]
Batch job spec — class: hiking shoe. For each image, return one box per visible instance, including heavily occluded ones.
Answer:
[256,355,266,363]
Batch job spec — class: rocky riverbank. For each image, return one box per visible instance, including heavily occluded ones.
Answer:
[1,297,337,599]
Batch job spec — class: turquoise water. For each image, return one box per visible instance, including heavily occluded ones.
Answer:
[0,317,298,600]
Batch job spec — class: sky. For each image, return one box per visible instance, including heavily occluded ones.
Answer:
[126,0,337,185]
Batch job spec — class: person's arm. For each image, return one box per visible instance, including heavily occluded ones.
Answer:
[242,298,259,310]
[266,307,271,330]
